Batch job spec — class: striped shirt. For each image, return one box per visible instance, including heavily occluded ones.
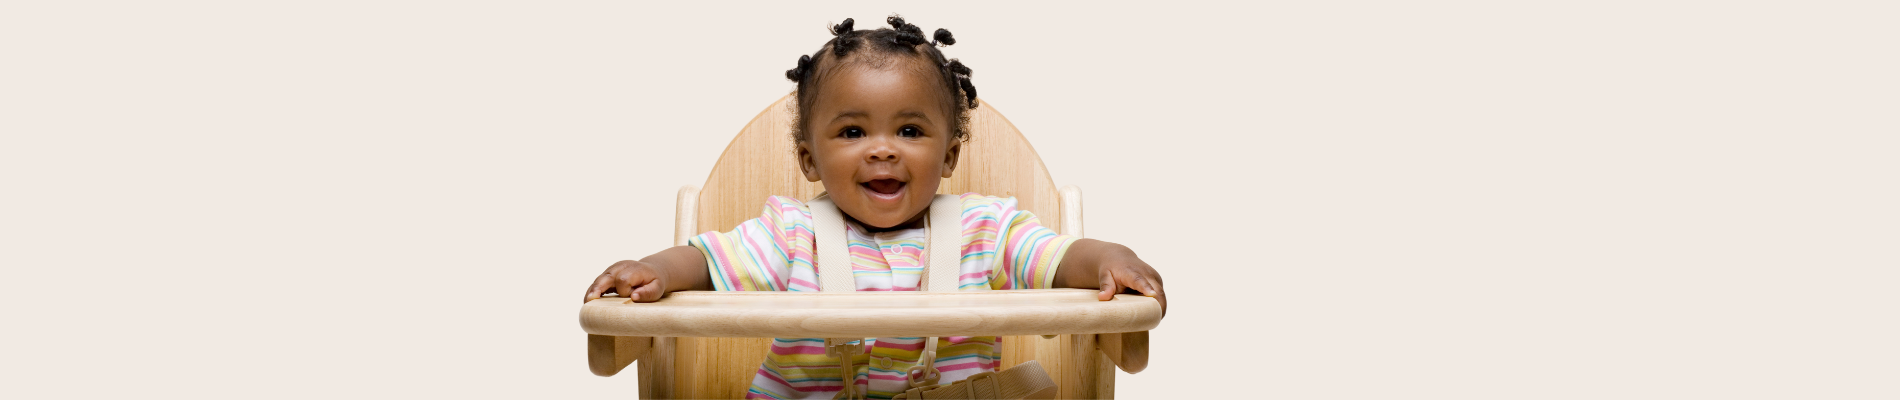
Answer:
[688,193,1078,399]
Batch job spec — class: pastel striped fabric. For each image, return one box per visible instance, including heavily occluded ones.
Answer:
[687,193,1078,399]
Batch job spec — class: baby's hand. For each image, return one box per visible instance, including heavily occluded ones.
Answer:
[1095,249,1167,316]
[584,260,673,303]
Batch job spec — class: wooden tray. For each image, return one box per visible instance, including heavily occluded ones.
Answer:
[579,289,1162,338]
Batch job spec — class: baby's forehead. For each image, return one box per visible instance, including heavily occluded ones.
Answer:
[822,50,940,80]
[823,59,948,100]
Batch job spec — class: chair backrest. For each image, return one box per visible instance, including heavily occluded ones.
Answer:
[658,95,1095,399]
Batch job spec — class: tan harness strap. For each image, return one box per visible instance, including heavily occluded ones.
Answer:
[891,360,1060,400]
[924,194,963,292]
[809,194,965,399]
[808,194,855,293]
[808,193,964,293]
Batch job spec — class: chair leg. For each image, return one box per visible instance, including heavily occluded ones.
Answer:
[1035,333,1118,399]
[588,335,651,377]
[1097,331,1149,373]
[637,337,675,399]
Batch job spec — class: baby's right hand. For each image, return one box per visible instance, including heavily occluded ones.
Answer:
[583,260,673,303]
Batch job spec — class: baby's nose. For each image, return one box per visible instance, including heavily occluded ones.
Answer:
[865,142,898,162]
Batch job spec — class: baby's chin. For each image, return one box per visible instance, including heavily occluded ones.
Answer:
[849,207,931,231]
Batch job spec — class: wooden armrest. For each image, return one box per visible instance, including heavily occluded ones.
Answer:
[1096,331,1149,373]
[587,334,651,377]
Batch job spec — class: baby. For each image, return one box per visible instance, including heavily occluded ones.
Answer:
[583,15,1165,399]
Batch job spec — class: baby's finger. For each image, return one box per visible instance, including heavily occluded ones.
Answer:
[1116,272,1157,297]
[584,274,613,303]
[1144,276,1168,316]
[632,281,665,303]
[616,279,634,303]
[1097,269,1120,301]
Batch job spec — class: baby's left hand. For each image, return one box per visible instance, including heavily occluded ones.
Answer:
[1057,239,1168,315]
[1095,249,1166,316]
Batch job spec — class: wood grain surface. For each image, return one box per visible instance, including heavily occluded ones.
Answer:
[680,95,1072,397]
[636,336,674,399]
[580,289,1161,338]
[586,334,649,377]
[601,96,1143,398]
[1096,331,1149,374]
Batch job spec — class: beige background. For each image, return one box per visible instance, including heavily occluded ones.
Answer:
[3,1,1895,398]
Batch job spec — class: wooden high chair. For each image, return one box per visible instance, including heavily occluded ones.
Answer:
[581,96,1161,399]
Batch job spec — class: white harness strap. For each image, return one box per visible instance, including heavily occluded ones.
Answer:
[923,194,964,292]
[808,193,964,398]
[808,193,857,294]
[808,193,963,292]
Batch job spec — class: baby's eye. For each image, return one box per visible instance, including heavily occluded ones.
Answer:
[840,127,865,139]
[898,126,923,138]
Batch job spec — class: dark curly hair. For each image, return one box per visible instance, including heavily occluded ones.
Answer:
[784,14,978,145]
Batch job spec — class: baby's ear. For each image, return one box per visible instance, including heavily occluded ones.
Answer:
[940,138,962,178]
[796,142,823,182]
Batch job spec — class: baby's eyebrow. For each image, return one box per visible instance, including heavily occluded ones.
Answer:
[826,110,933,124]
[828,110,867,125]
[894,110,932,123]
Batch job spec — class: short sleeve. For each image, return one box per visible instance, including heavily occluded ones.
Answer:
[688,196,814,292]
[958,193,1079,290]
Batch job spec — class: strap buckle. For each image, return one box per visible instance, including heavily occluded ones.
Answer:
[825,338,867,400]
[893,383,939,400]
[892,371,1004,400]
[823,338,865,359]
[905,350,942,388]
[962,371,1002,400]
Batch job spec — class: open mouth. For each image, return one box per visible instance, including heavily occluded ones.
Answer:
[861,179,906,199]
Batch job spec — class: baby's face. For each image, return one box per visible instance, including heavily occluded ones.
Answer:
[797,58,959,231]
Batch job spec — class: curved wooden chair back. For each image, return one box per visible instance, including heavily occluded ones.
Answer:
[640,95,1114,399]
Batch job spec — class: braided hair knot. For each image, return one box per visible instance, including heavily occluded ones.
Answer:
[786,14,982,143]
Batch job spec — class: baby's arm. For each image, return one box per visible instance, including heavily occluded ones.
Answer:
[582,245,713,303]
[1052,239,1167,315]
